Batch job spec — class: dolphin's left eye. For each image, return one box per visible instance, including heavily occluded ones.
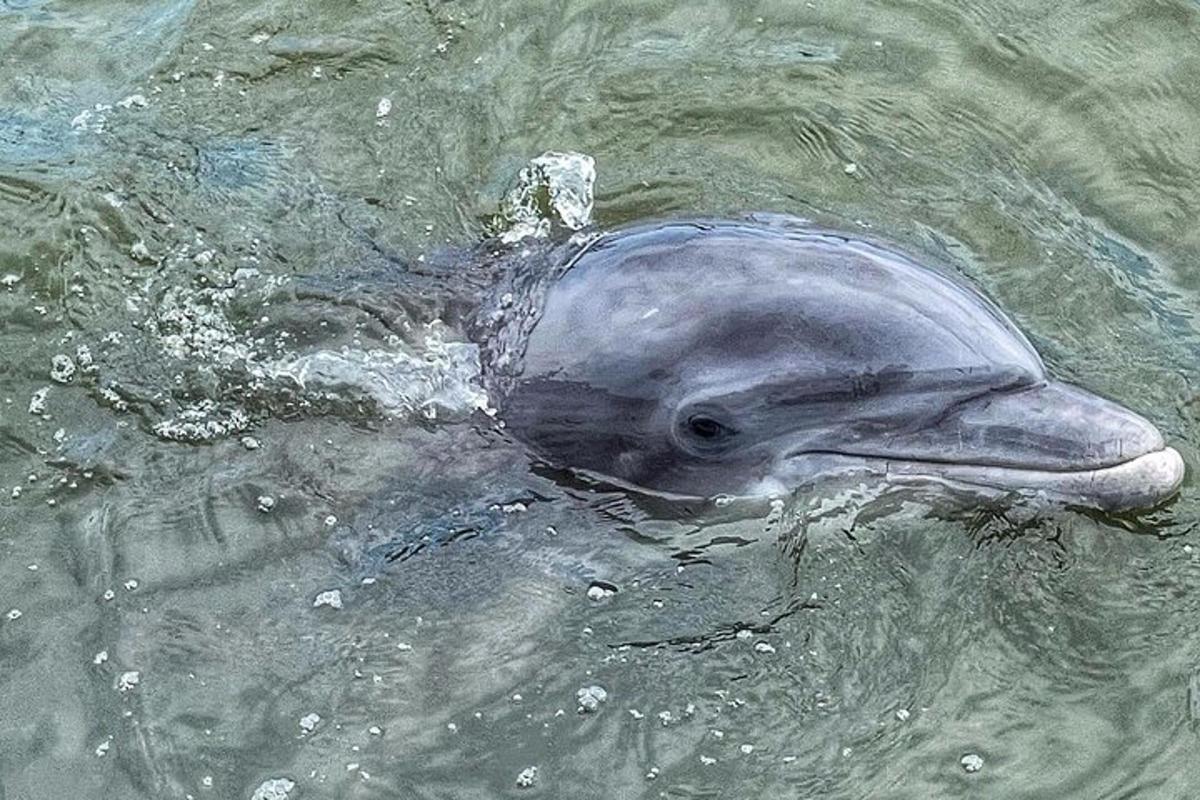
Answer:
[686,414,736,441]
[686,412,739,443]
[675,406,739,455]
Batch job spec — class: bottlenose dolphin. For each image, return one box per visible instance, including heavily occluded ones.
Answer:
[474,218,1184,512]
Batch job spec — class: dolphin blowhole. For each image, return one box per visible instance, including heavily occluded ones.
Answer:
[473,218,1184,512]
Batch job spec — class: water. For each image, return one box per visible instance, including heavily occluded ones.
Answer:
[2,0,1199,797]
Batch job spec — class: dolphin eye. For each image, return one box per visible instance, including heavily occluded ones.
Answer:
[675,406,739,455]
[688,415,730,439]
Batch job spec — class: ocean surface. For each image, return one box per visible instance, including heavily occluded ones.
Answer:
[1,0,1199,797]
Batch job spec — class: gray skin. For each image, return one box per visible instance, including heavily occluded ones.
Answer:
[482,218,1184,512]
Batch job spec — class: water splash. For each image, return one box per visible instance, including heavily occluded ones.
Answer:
[496,151,596,243]
[262,325,491,423]
[99,247,490,442]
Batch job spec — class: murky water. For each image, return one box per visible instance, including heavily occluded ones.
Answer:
[2,1,1200,797]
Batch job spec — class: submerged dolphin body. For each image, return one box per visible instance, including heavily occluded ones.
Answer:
[475,219,1184,512]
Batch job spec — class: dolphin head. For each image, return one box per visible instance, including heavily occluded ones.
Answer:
[490,220,1184,512]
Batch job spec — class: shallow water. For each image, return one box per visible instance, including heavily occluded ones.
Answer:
[2,0,1200,797]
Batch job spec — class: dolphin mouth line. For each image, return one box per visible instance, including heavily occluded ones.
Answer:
[788,447,1157,474]
[783,447,1185,511]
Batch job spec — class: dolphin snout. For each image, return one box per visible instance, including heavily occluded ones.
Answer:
[955,381,1165,470]
[772,379,1184,512]
[911,379,1183,510]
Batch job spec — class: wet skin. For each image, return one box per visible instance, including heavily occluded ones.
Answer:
[488,219,1184,512]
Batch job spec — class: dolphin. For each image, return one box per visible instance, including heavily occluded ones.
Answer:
[473,218,1184,512]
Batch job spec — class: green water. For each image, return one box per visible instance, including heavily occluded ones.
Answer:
[2,0,1200,797]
